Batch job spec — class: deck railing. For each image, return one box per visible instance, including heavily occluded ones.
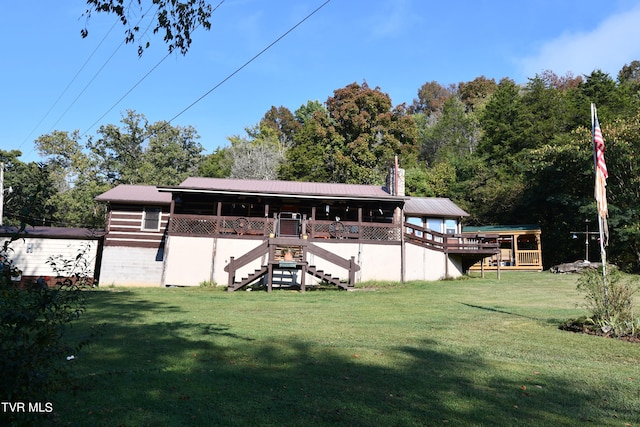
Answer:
[517,250,541,266]
[404,223,499,254]
[306,220,400,241]
[169,214,401,242]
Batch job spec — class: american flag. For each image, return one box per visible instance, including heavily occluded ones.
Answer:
[593,107,608,242]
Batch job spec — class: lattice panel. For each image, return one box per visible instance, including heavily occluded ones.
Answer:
[362,226,401,241]
[219,217,269,235]
[170,217,217,235]
[313,223,332,235]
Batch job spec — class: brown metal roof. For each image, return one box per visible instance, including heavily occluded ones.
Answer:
[404,197,469,218]
[95,185,172,205]
[161,177,404,201]
[0,226,104,239]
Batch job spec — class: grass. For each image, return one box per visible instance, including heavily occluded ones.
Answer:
[42,272,640,426]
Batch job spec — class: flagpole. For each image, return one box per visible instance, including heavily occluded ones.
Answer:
[591,103,608,310]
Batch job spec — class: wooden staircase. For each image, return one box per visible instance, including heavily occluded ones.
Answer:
[226,265,268,292]
[306,265,346,290]
[225,238,359,292]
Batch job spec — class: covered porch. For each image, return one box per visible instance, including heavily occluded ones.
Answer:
[461,225,543,271]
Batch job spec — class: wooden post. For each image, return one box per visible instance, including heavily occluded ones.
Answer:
[227,256,235,291]
[349,256,356,286]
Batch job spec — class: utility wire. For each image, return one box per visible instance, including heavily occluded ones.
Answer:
[82,0,225,136]
[18,18,120,151]
[167,0,331,125]
[47,3,158,135]
[81,51,171,135]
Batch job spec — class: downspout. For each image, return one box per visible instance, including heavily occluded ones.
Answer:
[394,155,399,196]
[160,198,175,287]
[400,205,405,283]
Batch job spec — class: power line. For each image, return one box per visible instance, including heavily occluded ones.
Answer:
[18,18,120,151]
[167,0,331,125]
[81,0,226,136]
[47,3,159,135]
[81,51,172,135]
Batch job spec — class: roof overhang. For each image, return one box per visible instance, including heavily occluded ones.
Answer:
[158,186,407,203]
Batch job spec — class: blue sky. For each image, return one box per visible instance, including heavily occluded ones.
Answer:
[3,0,640,163]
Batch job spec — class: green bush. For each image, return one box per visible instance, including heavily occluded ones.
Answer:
[0,240,94,425]
[576,265,639,337]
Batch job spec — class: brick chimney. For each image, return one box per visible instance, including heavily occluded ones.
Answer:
[386,156,405,196]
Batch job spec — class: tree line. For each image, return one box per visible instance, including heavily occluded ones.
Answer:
[3,61,640,271]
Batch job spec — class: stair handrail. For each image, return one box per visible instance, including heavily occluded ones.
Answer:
[306,243,361,272]
[306,242,360,287]
[224,241,269,287]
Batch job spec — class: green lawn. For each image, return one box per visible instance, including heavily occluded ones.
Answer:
[47,272,640,426]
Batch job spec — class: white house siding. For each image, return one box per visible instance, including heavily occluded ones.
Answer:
[1,237,99,278]
[211,238,266,287]
[161,236,462,287]
[163,236,266,287]
[310,242,402,283]
[404,243,464,281]
[99,246,164,286]
[359,244,402,281]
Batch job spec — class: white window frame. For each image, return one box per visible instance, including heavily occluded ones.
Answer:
[445,219,457,235]
[142,207,162,231]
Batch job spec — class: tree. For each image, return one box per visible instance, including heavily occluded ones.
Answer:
[227,123,285,180]
[0,151,58,227]
[282,83,418,184]
[419,95,480,166]
[198,147,232,178]
[89,111,147,185]
[476,78,523,160]
[260,106,301,149]
[280,109,344,182]
[408,81,452,116]
[87,110,203,185]
[82,0,214,56]
[139,121,203,185]
[618,60,640,84]
[457,76,497,113]
[294,100,326,124]
[324,82,418,184]
[590,112,640,272]
[34,110,203,226]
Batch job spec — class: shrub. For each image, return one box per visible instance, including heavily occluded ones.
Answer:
[576,265,639,337]
[199,280,218,288]
[0,239,94,425]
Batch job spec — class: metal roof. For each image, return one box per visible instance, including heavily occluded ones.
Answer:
[95,185,172,205]
[0,226,104,239]
[403,197,469,218]
[158,177,405,202]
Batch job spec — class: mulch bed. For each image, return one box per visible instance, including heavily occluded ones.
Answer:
[560,320,640,343]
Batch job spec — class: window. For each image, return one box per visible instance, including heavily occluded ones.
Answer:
[426,218,443,233]
[445,219,457,234]
[142,207,162,231]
